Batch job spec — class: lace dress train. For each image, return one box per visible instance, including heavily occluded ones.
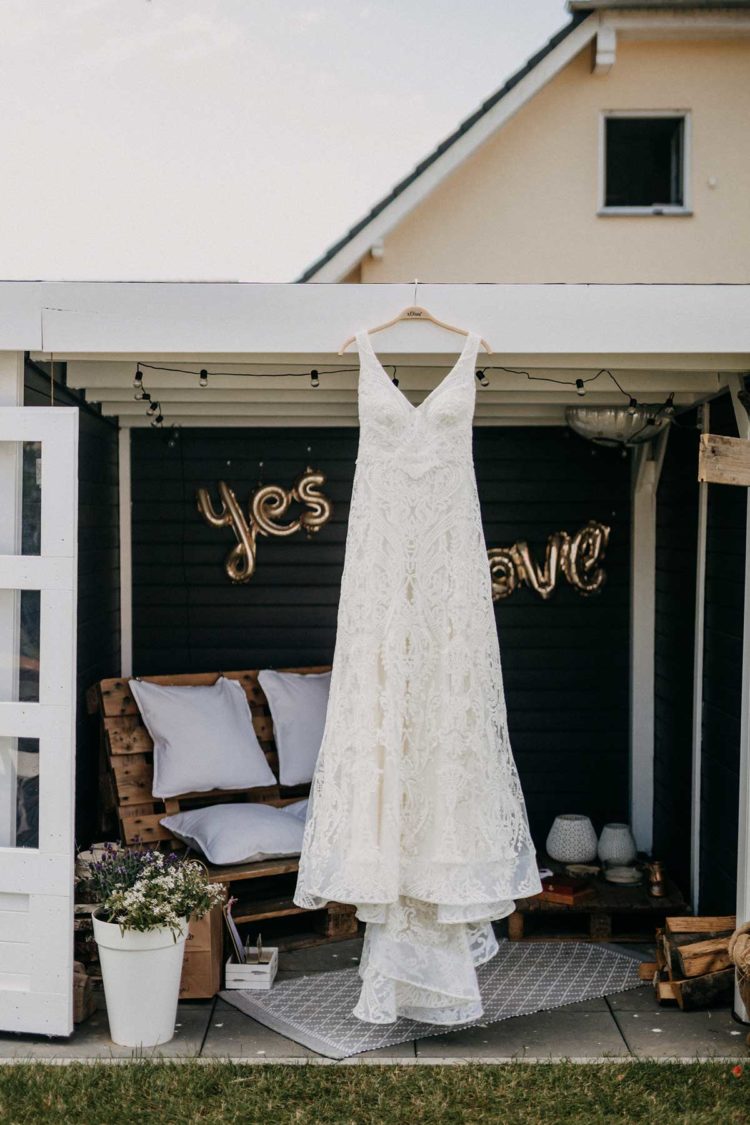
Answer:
[294,330,542,1023]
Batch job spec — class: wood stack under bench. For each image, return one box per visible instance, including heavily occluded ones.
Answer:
[90,667,358,997]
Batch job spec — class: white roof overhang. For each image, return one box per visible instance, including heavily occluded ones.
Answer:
[3,280,745,427]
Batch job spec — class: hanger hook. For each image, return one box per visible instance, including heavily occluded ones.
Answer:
[413,277,419,306]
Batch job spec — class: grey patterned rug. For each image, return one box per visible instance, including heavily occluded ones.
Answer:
[220,941,646,1059]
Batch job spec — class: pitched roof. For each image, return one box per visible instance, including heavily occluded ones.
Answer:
[296,13,590,282]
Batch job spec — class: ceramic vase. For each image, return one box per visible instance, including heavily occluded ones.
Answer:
[545,814,598,863]
[597,822,637,866]
[93,912,188,1047]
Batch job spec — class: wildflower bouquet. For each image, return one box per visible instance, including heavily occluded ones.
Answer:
[89,844,224,937]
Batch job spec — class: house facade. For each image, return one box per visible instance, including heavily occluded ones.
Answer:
[302,0,750,284]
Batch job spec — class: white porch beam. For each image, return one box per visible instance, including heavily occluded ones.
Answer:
[1,282,747,360]
[630,428,669,854]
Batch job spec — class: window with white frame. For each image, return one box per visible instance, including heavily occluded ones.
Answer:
[600,113,689,214]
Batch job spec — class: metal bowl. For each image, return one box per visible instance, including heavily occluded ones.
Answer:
[566,405,671,447]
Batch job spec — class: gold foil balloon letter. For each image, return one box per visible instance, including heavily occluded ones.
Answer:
[197,467,333,584]
[489,521,610,601]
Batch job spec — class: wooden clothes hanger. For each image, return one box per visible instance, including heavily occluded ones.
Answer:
[338,280,493,356]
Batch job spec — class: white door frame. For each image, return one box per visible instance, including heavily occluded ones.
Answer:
[0,354,24,846]
[0,404,79,1036]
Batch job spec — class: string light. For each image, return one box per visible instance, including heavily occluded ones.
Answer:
[132,366,172,433]
[130,359,679,432]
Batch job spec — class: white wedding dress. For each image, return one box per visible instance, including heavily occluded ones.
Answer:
[294,329,542,1024]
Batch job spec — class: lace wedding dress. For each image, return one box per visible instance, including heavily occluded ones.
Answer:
[294,329,542,1024]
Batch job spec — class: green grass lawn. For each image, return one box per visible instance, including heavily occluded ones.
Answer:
[0,1062,748,1125]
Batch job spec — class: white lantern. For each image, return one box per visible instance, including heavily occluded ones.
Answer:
[545,814,598,863]
[597,822,637,866]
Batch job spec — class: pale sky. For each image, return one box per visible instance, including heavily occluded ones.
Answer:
[0,0,569,281]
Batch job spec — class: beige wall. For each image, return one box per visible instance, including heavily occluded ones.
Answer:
[358,38,750,283]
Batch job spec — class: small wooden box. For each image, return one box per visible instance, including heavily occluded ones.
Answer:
[179,901,225,999]
[225,948,279,991]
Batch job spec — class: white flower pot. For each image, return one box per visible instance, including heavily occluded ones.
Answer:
[93,912,188,1047]
[545,814,598,863]
[597,822,637,866]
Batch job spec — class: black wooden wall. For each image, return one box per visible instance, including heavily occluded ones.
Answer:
[24,364,121,846]
[131,425,630,850]
[653,411,699,895]
[700,393,745,914]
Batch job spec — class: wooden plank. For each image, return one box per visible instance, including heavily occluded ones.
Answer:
[110,753,152,785]
[655,978,678,1004]
[665,915,735,936]
[121,814,172,845]
[698,433,750,487]
[208,857,300,884]
[232,896,308,924]
[104,720,153,755]
[638,961,657,981]
[671,967,735,1011]
[676,936,732,978]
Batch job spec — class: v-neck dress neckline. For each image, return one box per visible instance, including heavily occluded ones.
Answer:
[356,329,480,413]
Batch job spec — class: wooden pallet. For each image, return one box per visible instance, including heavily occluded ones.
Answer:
[89,667,358,996]
[509,872,689,942]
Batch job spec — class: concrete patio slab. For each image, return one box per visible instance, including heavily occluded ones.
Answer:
[0,1001,212,1060]
[613,1007,747,1058]
[415,1008,631,1060]
[201,1000,313,1059]
[277,939,363,976]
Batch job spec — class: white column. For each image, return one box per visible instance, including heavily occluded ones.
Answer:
[691,403,709,914]
[727,376,750,1022]
[0,352,25,847]
[118,428,132,677]
[629,430,669,854]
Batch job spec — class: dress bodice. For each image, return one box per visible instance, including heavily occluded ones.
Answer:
[355,330,481,480]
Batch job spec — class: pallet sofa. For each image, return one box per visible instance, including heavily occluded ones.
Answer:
[89,667,357,997]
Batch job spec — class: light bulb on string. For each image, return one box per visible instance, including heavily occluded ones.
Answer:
[199,369,208,388]
[310,369,320,388]
[627,398,637,416]
[475,369,490,388]
[575,379,586,397]
[133,365,143,390]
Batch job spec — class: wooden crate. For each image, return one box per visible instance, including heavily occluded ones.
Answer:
[180,901,225,1000]
[89,667,358,998]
